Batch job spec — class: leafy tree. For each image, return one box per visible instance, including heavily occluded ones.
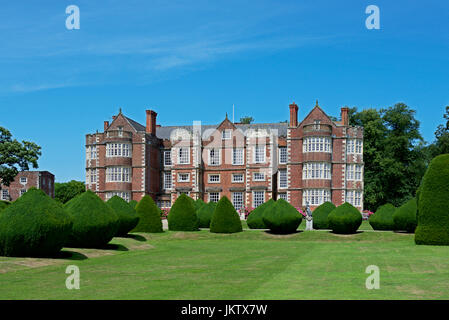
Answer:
[239,116,254,124]
[55,180,85,204]
[0,127,41,187]
[429,106,449,157]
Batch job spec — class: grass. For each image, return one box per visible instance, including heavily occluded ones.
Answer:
[1,221,448,299]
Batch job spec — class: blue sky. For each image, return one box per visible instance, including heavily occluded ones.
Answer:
[0,0,448,182]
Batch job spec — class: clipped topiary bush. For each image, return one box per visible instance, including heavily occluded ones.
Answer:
[168,193,199,231]
[64,190,119,248]
[129,200,138,209]
[247,199,275,229]
[132,195,163,233]
[0,188,73,257]
[106,196,139,236]
[328,202,362,234]
[262,199,302,234]
[210,196,242,233]
[197,201,217,228]
[393,198,417,233]
[369,204,396,230]
[0,200,10,212]
[415,154,449,245]
[194,199,206,212]
[312,201,336,229]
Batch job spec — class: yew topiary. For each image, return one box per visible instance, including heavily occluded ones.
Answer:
[168,193,199,231]
[328,202,362,234]
[393,198,417,233]
[247,199,275,229]
[106,196,139,236]
[132,195,163,233]
[129,200,138,209]
[0,200,10,212]
[210,196,242,233]
[312,201,336,229]
[197,201,217,228]
[369,204,396,230]
[262,199,302,234]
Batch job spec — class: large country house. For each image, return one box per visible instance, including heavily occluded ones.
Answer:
[85,102,364,211]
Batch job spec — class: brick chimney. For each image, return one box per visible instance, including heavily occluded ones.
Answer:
[146,110,158,135]
[289,102,298,127]
[104,121,109,131]
[341,107,349,126]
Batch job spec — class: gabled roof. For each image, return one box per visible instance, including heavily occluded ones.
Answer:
[125,116,146,132]
[297,101,338,128]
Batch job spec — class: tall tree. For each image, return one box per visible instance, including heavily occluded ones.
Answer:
[430,106,449,157]
[54,180,85,204]
[0,127,41,187]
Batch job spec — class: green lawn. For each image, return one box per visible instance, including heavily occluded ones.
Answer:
[1,222,448,299]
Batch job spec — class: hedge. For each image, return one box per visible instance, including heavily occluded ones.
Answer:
[369,204,396,230]
[210,196,242,233]
[415,154,449,245]
[197,201,217,228]
[312,201,336,229]
[64,190,119,248]
[106,196,139,236]
[168,193,199,231]
[194,199,206,212]
[132,195,163,233]
[262,199,302,234]
[393,198,417,233]
[0,188,73,257]
[328,202,362,234]
[0,200,10,212]
[247,199,275,229]
[129,200,138,209]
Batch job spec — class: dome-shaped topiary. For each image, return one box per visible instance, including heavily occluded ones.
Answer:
[328,202,362,234]
[0,188,73,257]
[132,195,163,233]
[64,190,119,248]
[247,199,275,229]
[194,199,206,212]
[210,196,242,233]
[197,201,217,228]
[369,203,396,230]
[393,198,417,233]
[106,196,139,236]
[129,200,138,209]
[415,154,449,245]
[262,199,302,234]
[312,201,336,229]
[168,193,199,231]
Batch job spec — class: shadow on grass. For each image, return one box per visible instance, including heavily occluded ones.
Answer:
[264,230,303,235]
[120,234,147,242]
[57,250,89,260]
[327,230,364,235]
[100,243,129,251]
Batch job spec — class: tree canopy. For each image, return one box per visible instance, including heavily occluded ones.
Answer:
[239,116,254,124]
[55,180,85,204]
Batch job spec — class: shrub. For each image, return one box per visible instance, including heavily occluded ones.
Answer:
[262,199,302,234]
[0,188,73,257]
[194,199,206,212]
[64,190,119,248]
[132,195,163,233]
[312,201,336,229]
[210,196,242,233]
[129,200,138,209]
[247,199,275,229]
[197,201,217,228]
[393,198,417,233]
[168,193,199,231]
[415,154,449,245]
[328,202,362,234]
[369,204,396,230]
[106,196,139,236]
[0,200,10,212]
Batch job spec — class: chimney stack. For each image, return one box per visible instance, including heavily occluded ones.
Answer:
[146,110,158,135]
[104,121,109,131]
[341,107,349,126]
[289,102,298,127]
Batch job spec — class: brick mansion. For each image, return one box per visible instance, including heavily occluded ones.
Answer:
[85,102,364,211]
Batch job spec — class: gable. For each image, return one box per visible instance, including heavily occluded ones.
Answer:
[298,105,336,128]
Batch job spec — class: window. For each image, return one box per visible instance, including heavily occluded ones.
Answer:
[278,193,287,201]
[106,167,131,182]
[118,126,123,137]
[178,148,189,164]
[164,150,172,166]
[89,169,97,183]
[254,146,266,163]
[209,148,220,165]
[253,191,265,208]
[208,174,220,183]
[164,172,172,190]
[313,120,321,130]
[232,192,244,210]
[86,146,97,159]
[232,174,244,183]
[346,190,362,207]
[279,147,287,164]
[157,200,171,208]
[232,148,244,165]
[222,130,231,140]
[106,143,131,157]
[253,172,265,181]
[178,173,190,182]
[346,164,363,181]
[106,191,130,202]
[303,137,332,153]
[347,139,363,154]
[20,177,27,184]
[303,189,331,206]
[20,189,27,196]
[1,189,9,200]
[303,163,331,180]
[279,169,287,188]
[209,192,220,203]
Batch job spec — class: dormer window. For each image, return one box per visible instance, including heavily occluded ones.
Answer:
[313,120,321,130]
[118,126,123,137]
[222,130,231,140]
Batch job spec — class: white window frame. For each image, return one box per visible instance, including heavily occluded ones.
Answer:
[164,150,172,166]
[346,164,363,181]
[163,172,172,190]
[253,191,265,208]
[208,174,220,183]
[178,173,190,182]
[279,169,287,189]
[303,162,331,180]
[209,192,220,203]
[232,192,244,210]
[303,189,331,206]
[106,191,130,202]
[347,139,363,154]
[232,173,244,183]
[253,172,266,181]
[208,148,221,166]
[346,190,362,207]
[232,148,244,165]
[19,177,27,184]
[303,137,332,153]
[1,189,9,200]
[178,147,190,164]
[279,147,287,164]
[253,145,266,164]
[278,193,287,201]
[106,167,131,182]
[20,189,27,196]
[222,130,231,140]
[106,143,132,158]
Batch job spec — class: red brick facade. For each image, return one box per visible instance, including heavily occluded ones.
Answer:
[86,102,364,211]
[0,171,55,201]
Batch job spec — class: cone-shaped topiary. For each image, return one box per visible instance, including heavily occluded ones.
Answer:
[328,202,362,234]
[168,193,199,231]
[132,195,163,233]
[64,190,119,248]
[194,199,206,212]
[415,154,449,245]
[369,204,396,230]
[312,201,336,229]
[393,198,417,233]
[0,188,73,257]
[129,200,138,209]
[262,199,302,234]
[197,201,217,228]
[247,199,275,229]
[210,196,242,233]
[0,200,10,212]
[106,196,139,236]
